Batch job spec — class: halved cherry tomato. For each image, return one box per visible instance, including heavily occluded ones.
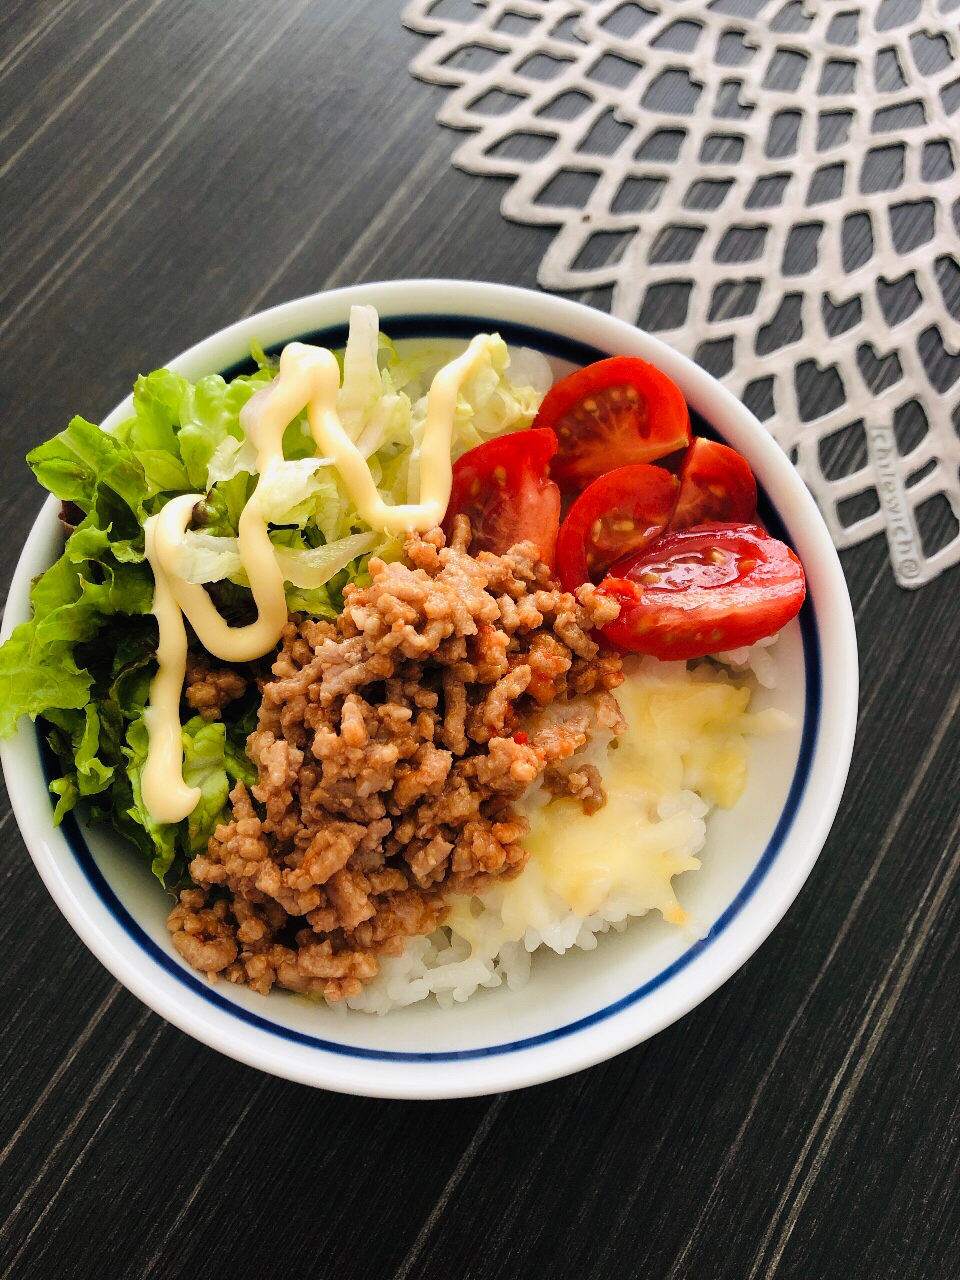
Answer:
[532,355,691,492]
[670,438,757,530]
[442,428,562,566]
[555,464,680,593]
[597,523,805,659]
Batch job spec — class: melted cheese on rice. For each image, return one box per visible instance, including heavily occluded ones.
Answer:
[447,657,792,948]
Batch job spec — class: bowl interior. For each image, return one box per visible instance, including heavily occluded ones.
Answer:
[30,307,813,1061]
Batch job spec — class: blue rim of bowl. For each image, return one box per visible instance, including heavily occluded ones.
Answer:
[44,313,822,1063]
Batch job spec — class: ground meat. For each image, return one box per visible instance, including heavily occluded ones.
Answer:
[544,762,608,816]
[168,523,623,1000]
[184,652,247,721]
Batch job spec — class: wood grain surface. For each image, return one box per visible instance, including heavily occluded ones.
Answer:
[1,4,958,1278]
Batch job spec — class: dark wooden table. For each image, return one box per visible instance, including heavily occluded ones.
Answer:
[1,4,958,1277]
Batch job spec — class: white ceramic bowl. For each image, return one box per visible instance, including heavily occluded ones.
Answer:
[0,281,857,1099]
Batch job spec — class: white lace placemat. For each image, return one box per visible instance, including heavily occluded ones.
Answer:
[404,0,960,586]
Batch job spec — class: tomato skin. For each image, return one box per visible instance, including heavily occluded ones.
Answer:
[532,355,691,492]
[597,523,805,659]
[555,463,680,593]
[670,438,757,530]
[442,428,562,566]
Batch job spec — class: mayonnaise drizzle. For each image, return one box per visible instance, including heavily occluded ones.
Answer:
[141,333,496,824]
[297,334,493,534]
[141,516,202,824]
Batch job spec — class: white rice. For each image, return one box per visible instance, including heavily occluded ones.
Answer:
[339,636,782,1016]
[714,633,779,688]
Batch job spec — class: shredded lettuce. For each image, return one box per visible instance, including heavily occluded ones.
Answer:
[29,415,154,519]
[169,530,242,585]
[122,715,179,883]
[338,303,384,442]
[181,716,256,856]
[171,528,383,591]
[274,531,383,588]
[254,458,335,525]
[0,516,154,738]
[206,433,259,485]
[0,305,551,885]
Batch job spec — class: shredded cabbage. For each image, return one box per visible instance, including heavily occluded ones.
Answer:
[206,434,258,485]
[337,303,384,442]
[273,532,382,589]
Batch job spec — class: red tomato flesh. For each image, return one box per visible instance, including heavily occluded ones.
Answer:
[555,463,680,593]
[670,438,757,530]
[532,355,691,492]
[598,523,806,659]
[442,428,562,566]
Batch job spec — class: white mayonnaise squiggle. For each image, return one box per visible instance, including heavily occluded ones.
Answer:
[141,516,202,824]
[141,335,497,824]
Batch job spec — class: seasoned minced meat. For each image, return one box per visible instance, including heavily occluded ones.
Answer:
[168,520,624,1001]
[543,761,607,816]
[184,652,247,722]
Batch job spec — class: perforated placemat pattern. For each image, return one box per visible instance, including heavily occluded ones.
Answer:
[404,0,960,585]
